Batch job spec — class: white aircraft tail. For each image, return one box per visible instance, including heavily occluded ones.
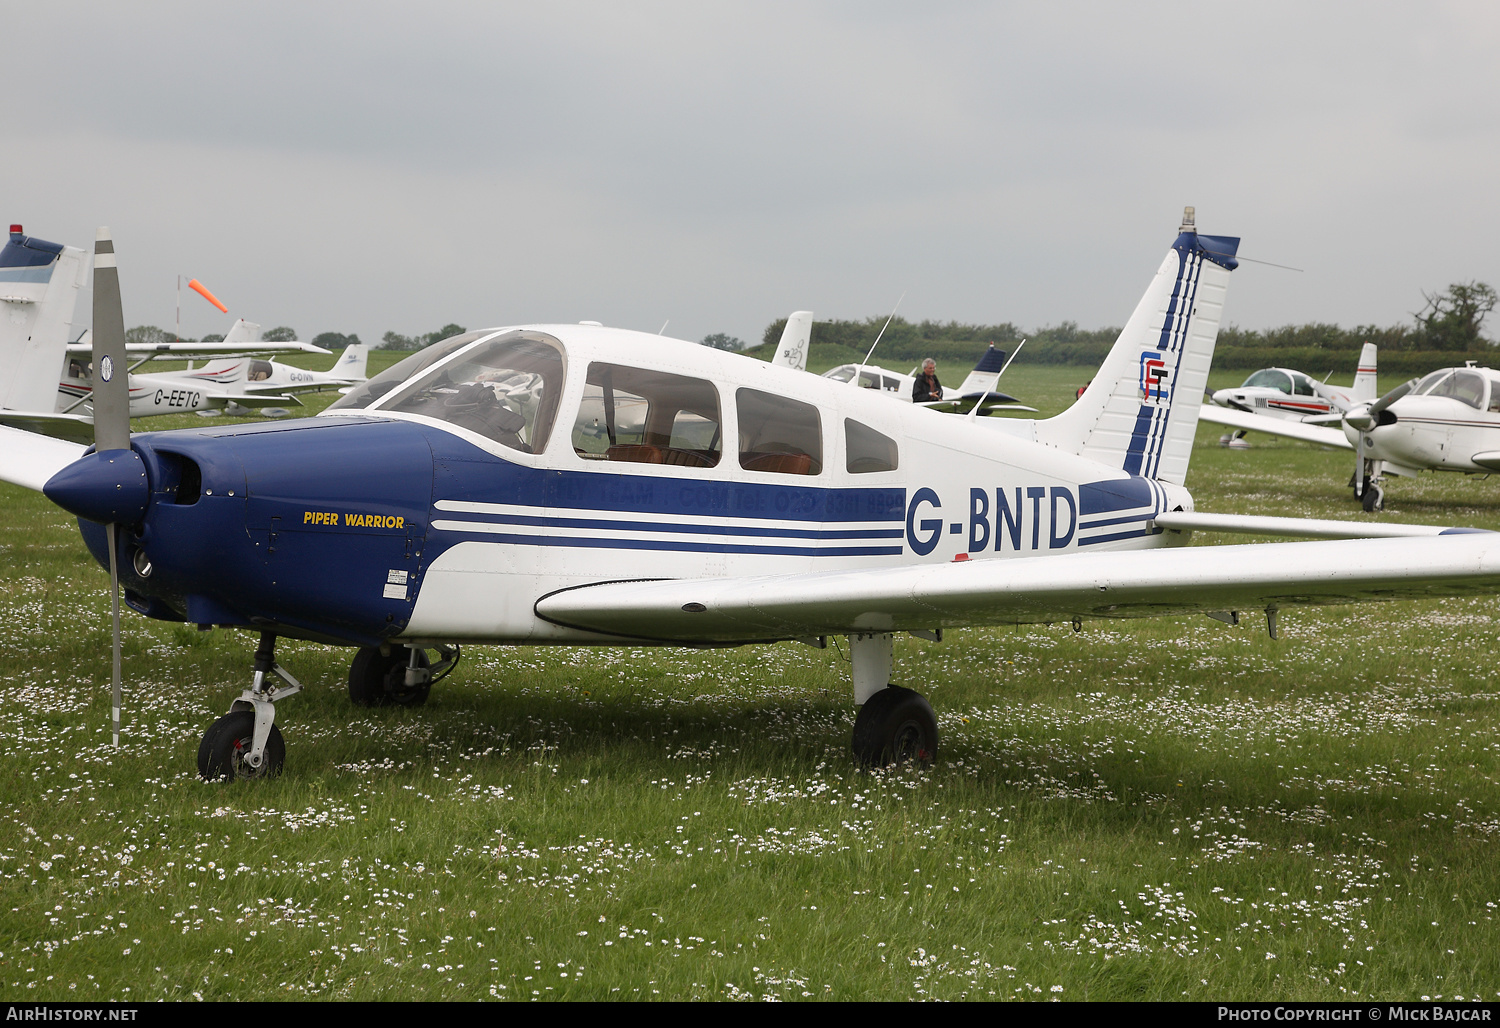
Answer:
[0,227,88,413]
[1034,209,1238,486]
[332,340,369,380]
[771,311,814,372]
[1351,342,1378,403]
[954,344,1009,395]
[223,318,262,344]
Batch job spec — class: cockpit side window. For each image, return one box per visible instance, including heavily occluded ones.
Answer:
[1290,372,1316,396]
[1243,369,1293,393]
[379,331,565,453]
[328,330,489,411]
[1439,370,1487,410]
[572,363,721,468]
[737,388,822,475]
[845,418,898,473]
[248,360,273,382]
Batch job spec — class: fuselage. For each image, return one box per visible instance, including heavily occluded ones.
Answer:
[70,325,1192,649]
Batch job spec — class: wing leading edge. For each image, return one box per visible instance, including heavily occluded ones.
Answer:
[534,534,1500,643]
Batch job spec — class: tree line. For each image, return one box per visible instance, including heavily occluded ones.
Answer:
[751,281,1499,377]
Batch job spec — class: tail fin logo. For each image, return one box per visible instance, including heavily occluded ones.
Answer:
[1139,353,1170,404]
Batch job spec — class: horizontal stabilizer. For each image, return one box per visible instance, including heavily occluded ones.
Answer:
[1153,511,1485,539]
[535,534,1500,643]
[0,425,88,491]
[0,411,94,444]
[1199,405,1352,449]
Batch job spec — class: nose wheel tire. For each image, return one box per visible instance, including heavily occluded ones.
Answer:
[1361,481,1384,513]
[852,686,938,767]
[197,710,285,782]
[349,646,432,707]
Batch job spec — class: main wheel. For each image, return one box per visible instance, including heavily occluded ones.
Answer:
[348,646,432,707]
[852,686,938,767]
[197,710,285,782]
[1362,481,1384,513]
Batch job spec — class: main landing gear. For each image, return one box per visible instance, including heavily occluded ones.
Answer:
[847,633,939,767]
[198,631,300,781]
[348,643,460,707]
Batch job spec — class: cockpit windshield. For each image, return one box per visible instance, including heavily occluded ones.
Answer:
[374,331,566,453]
[1242,369,1293,393]
[327,330,490,411]
[1416,369,1487,410]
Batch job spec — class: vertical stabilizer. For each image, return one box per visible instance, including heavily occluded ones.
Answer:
[223,318,262,343]
[1351,342,1378,403]
[0,227,88,412]
[954,344,1009,396]
[1034,209,1238,486]
[333,341,369,380]
[771,311,814,372]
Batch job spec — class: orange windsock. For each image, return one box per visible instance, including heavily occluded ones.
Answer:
[187,278,228,313]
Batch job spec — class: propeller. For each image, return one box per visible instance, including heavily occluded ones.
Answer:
[1344,378,1415,431]
[91,229,133,748]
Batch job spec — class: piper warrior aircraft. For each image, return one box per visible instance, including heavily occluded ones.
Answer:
[1205,344,1378,448]
[0,224,331,441]
[9,213,1500,784]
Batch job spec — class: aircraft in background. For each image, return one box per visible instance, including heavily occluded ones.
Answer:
[1199,357,1500,512]
[768,311,1035,415]
[0,224,331,440]
[1204,343,1377,448]
[10,212,1500,785]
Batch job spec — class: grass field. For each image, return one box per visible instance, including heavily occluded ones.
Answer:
[4,357,1500,1001]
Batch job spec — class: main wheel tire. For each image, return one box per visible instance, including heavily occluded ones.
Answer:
[197,710,285,782]
[348,646,432,707]
[852,686,938,767]
[1362,482,1384,513]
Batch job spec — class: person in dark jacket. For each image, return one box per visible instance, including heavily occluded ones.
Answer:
[912,358,942,403]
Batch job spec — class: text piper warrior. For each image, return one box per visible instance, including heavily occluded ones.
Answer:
[9,210,1500,781]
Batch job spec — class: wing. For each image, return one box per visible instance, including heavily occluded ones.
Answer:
[0,425,87,491]
[239,380,353,396]
[1199,404,1352,449]
[68,342,333,357]
[1152,511,1484,539]
[534,534,1500,643]
[0,411,94,444]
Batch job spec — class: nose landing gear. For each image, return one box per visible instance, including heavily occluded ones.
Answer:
[197,631,301,781]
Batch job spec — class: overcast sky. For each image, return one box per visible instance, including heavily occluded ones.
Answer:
[8,2,1500,347]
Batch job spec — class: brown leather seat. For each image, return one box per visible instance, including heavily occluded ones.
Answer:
[741,451,814,475]
[606,444,664,464]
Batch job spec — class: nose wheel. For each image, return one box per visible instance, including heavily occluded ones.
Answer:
[197,631,300,782]
[852,686,938,767]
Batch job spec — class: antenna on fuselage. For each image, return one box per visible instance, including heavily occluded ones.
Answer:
[852,292,905,386]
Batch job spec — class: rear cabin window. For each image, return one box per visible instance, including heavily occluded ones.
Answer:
[737,388,822,476]
[378,331,565,453]
[845,419,898,473]
[572,363,721,468]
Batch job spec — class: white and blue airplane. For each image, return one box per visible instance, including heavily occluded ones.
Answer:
[8,211,1500,783]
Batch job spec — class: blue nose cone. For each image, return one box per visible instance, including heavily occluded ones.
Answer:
[43,449,151,524]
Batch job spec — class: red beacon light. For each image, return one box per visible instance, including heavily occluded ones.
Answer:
[9,225,21,235]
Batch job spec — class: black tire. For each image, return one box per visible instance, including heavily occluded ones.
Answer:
[197,710,285,782]
[852,686,938,767]
[1362,482,1384,513]
[348,646,432,707]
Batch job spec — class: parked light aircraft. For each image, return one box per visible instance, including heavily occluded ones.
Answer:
[56,334,370,419]
[9,213,1500,784]
[1201,356,1500,511]
[0,225,331,440]
[767,311,1034,415]
[1205,344,1377,447]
